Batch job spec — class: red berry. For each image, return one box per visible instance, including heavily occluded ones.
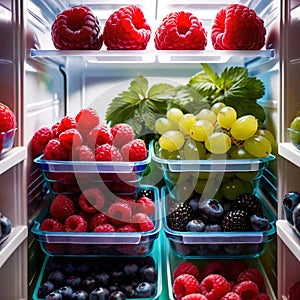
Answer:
[43,138,69,160]
[51,122,60,139]
[173,274,201,300]
[200,274,230,300]
[49,195,77,221]
[232,281,260,299]
[131,213,154,232]
[259,293,271,300]
[121,139,147,161]
[220,292,241,300]
[237,268,266,293]
[173,262,199,281]
[199,261,226,282]
[182,294,208,300]
[155,11,207,50]
[103,5,151,50]
[116,224,137,232]
[225,260,248,282]
[88,212,108,231]
[51,5,103,50]
[211,4,266,50]
[59,128,83,150]
[40,218,64,232]
[72,144,95,161]
[95,143,123,161]
[57,116,77,135]
[136,196,156,216]
[31,127,52,156]
[78,188,105,214]
[87,125,113,148]
[94,223,116,232]
[75,107,100,134]
[111,123,134,149]
[107,201,132,226]
[288,281,300,300]
[64,214,87,232]
[0,103,16,132]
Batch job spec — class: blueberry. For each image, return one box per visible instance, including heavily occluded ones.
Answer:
[247,243,264,254]
[48,271,65,286]
[76,263,91,274]
[82,277,96,292]
[58,286,73,299]
[139,265,157,283]
[94,272,109,287]
[134,282,156,298]
[38,281,55,298]
[110,270,124,284]
[45,291,63,300]
[194,244,208,255]
[186,219,205,232]
[189,197,200,213]
[0,214,12,237]
[64,261,76,274]
[224,244,243,255]
[283,191,300,225]
[123,263,139,277]
[89,287,109,300]
[204,224,222,232]
[71,290,88,300]
[250,214,270,231]
[120,284,135,297]
[66,275,82,289]
[293,203,300,236]
[108,291,126,300]
[198,198,223,222]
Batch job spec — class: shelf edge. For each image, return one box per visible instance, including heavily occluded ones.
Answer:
[0,147,27,175]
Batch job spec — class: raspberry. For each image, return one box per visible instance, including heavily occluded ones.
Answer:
[51,5,103,50]
[182,294,208,300]
[51,122,60,139]
[154,11,207,50]
[237,268,266,292]
[107,201,132,226]
[288,281,300,300]
[121,139,148,161]
[31,127,52,156]
[103,5,151,50]
[136,196,156,216]
[45,243,66,255]
[173,262,199,281]
[173,274,200,300]
[87,125,113,148]
[111,123,134,149]
[49,195,77,221]
[259,293,271,300]
[40,218,64,232]
[200,274,230,300]
[225,260,248,282]
[0,103,16,132]
[72,144,95,161]
[95,143,123,161]
[67,244,87,255]
[116,224,137,232]
[88,212,108,231]
[232,281,260,299]
[199,261,226,282]
[211,4,266,50]
[59,128,83,151]
[64,215,87,232]
[57,116,77,135]
[43,139,69,160]
[94,223,116,232]
[131,213,154,232]
[78,188,105,214]
[220,292,241,300]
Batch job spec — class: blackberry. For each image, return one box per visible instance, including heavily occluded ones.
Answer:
[232,193,263,215]
[222,209,250,232]
[167,201,194,231]
[137,189,154,200]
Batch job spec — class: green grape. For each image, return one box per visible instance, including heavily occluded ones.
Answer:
[256,129,275,145]
[197,108,217,124]
[217,106,237,130]
[221,178,245,200]
[183,139,206,160]
[205,132,232,154]
[211,102,226,115]
[244,135,272,158]
[158,148,182,160]
[190,120,214,141]
[230,115,258,140]
[178,113,197,135]
[159,130,185,151]
[155,117,178,134]
[171,181,195,201]
[166,172,191,185]
[235,171,259,181]
[229,147,256,159]
[166,107,184,123]
[241,179,254,194]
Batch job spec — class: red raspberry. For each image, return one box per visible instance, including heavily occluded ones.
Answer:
[111,123,134,149]
[67,244,87,255]
[31,127,52,156]
[232,281,260,299]
[121,139,148,161]
[78,188,105,214]
[49,194,77,221]
[211,4,266,50]
[225,260,248,282]
[289,281,300,300]
[220,292,241,300]
[103,5,151,50]
[51,5,103,50]
[95,143,123,161]
[94,223,115,232]
[173,262,199,281]
[199,261,226,282]
[154,11,207,50]
[89,212,108,231]
[87,125,113,148]
[40,218,65,232]
[117,244,148,256]
[75,107,100,134]
[182,294,208,300]
[136,196,156,216]
[259,293,271,300]
[200,274,230,300]
[0,103,16,132]
[107,201,132,226]
[237,268,266,292]
[64,214,87,232]
[57,116,77,135]
[116,224,137,232]
[51,122,60,138]
[59,128,83,151]
[131,213,154,232]
[173,274,201,300]
[72,145,95,161]
[43,138,69,160]
[45,243,66,255]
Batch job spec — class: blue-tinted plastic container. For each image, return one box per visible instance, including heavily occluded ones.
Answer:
[0,128,16,156]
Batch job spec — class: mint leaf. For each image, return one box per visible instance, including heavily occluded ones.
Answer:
[148,83,176,100]
[129,75,148,98]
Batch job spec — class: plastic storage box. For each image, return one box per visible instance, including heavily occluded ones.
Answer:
[161,186,276,259]
[31,185,161,257]
[0,128,16,156]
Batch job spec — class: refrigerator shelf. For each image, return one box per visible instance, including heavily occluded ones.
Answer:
[0,147,27,175]
[278,143,300,168]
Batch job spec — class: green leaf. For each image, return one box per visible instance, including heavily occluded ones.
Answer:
[129,75,148,98]
[148,83,176,100]
[139,101,157,132]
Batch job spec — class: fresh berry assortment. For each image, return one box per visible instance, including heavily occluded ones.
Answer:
[283,191,300,237]
[211,4,266,50]
[172,260,270,300]
[36,256,158,299]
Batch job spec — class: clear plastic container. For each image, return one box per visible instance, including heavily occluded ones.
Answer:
[288,127,300,150]
[31,185,161,257]
[161,186,276,259]
[0,128,16,156]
